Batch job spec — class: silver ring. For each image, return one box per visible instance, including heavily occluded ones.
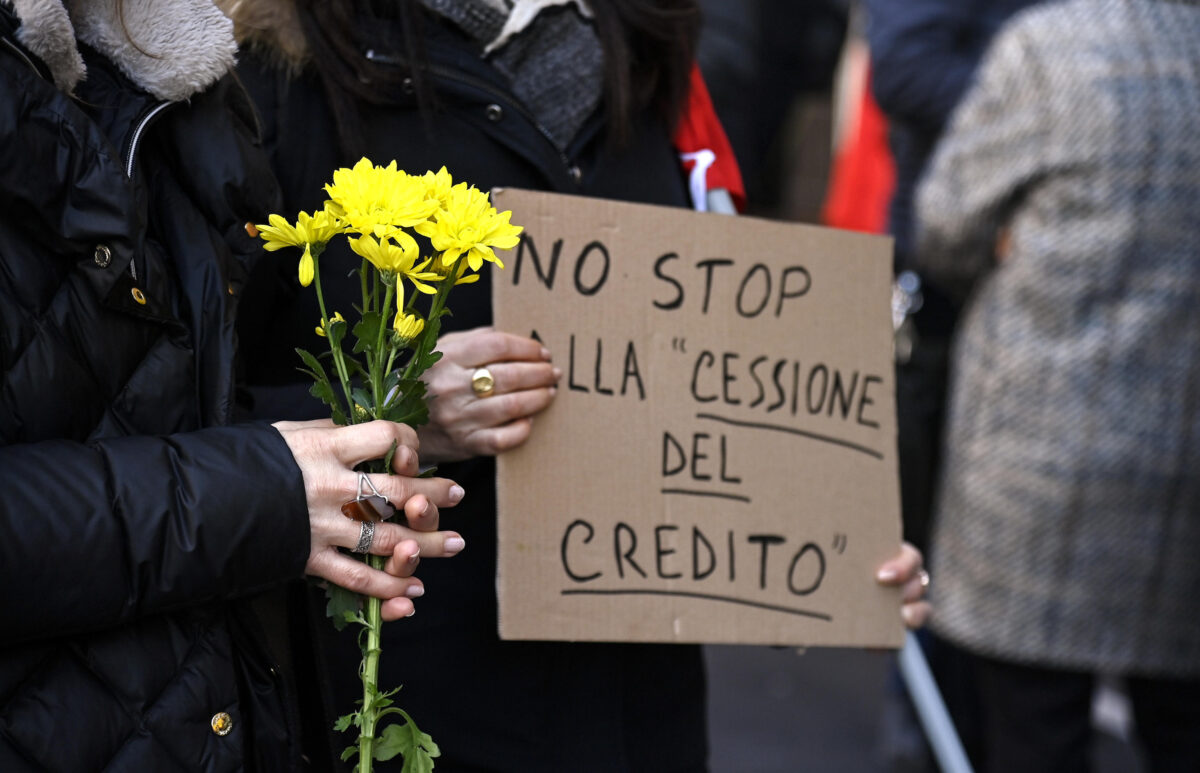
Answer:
[353,520,375,554]
[918,569,931,590]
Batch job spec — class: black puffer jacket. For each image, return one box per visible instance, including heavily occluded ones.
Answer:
[0,6,309,770]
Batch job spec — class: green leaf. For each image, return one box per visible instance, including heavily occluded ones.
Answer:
[327,316,348,349]
[325,583,361,632]
[369,683,401,712]
[382,378,430,427]
[417,348,443,372]
[341,745,359,763]
[352,386,376,417]
[353,312,383,355]
[296,347,329,381]
[333,713,355,733]
[372,711,440,771]
[297,348,348,425]
[384,368,403,394]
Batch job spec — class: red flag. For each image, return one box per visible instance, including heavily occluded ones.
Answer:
[673,64,747,213]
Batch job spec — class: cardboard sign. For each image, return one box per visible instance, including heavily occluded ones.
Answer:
[491,189,903,648]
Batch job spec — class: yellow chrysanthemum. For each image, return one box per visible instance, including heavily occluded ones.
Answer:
[415,185,522,272]
[256,210,342,251]
[349,234,442,310]
[393,311,425,341]
[324,158,439,239]
[349,235,440,288]
[420,166,462,209]
[315,311,346,337]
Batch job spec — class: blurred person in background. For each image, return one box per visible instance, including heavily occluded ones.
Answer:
[864,2,1041,768]
[865,0,1040,591]
[917,0,1200,770]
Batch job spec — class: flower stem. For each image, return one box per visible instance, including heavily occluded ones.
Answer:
[312,249,355,417]
[358,554,385,773]
[374,282,395,416]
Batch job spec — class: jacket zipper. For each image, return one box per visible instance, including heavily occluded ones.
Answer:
[125,101,175,179]
[123,101,175,281]
[363,49,576,177]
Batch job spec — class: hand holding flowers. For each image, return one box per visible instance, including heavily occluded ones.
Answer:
[256,159,521,773]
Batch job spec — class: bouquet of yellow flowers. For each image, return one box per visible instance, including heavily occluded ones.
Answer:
[256,159,521,772]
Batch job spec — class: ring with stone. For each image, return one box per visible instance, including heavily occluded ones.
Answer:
[341,472,396,523]
[471,366,495,398]
[918,569,931,590]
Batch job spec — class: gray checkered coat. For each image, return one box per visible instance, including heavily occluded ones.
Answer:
[916,0,1200,676]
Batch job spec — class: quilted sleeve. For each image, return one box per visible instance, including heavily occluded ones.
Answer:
[0,423,311,646]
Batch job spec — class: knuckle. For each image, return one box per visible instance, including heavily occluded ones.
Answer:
[372,523,403,553]
[478,432,504,456]
[500,396,526,423]
[351,420,388,450]
[342,562,370,592]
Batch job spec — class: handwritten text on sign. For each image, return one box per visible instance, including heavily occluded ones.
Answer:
[492,189,902,647]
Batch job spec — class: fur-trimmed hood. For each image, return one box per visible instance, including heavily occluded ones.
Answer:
[5,0,236,100]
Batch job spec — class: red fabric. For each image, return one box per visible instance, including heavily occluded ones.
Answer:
[822,69,895,234]
[673,64,747,212]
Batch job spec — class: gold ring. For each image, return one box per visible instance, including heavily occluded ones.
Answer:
[918,569,931,590]
[471,367,495,398]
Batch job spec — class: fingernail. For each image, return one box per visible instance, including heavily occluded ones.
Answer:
[902,605,919,628]
[408,548,421,564]
[552,367,563,381]
[541,347,552,360]
[420,499,431,517]
[876,567,898,583]
[444,536,466,554]
[406,585,424,598]
[405,609,416,618]
[448,485,465,504]
[548,386,557,397]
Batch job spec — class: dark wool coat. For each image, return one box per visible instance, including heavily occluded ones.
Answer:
[226,1,709,770]
[918,0,1200,676]
[0,3,310,769]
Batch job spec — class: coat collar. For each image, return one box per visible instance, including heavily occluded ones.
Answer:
[5,0,235,100]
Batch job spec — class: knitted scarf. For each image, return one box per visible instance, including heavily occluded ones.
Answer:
[418,0,602,150]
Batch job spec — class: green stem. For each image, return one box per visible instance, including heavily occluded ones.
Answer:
[374,281,395,417]
[358,556,384,773]
[360,258,371,315]
[312,248,355,418]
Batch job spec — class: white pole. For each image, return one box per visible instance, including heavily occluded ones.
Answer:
[898,632,975,773]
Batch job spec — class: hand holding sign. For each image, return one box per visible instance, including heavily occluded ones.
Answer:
[418,328,561,463]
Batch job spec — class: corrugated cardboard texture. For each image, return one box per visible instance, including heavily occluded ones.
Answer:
[492,189,903,648]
